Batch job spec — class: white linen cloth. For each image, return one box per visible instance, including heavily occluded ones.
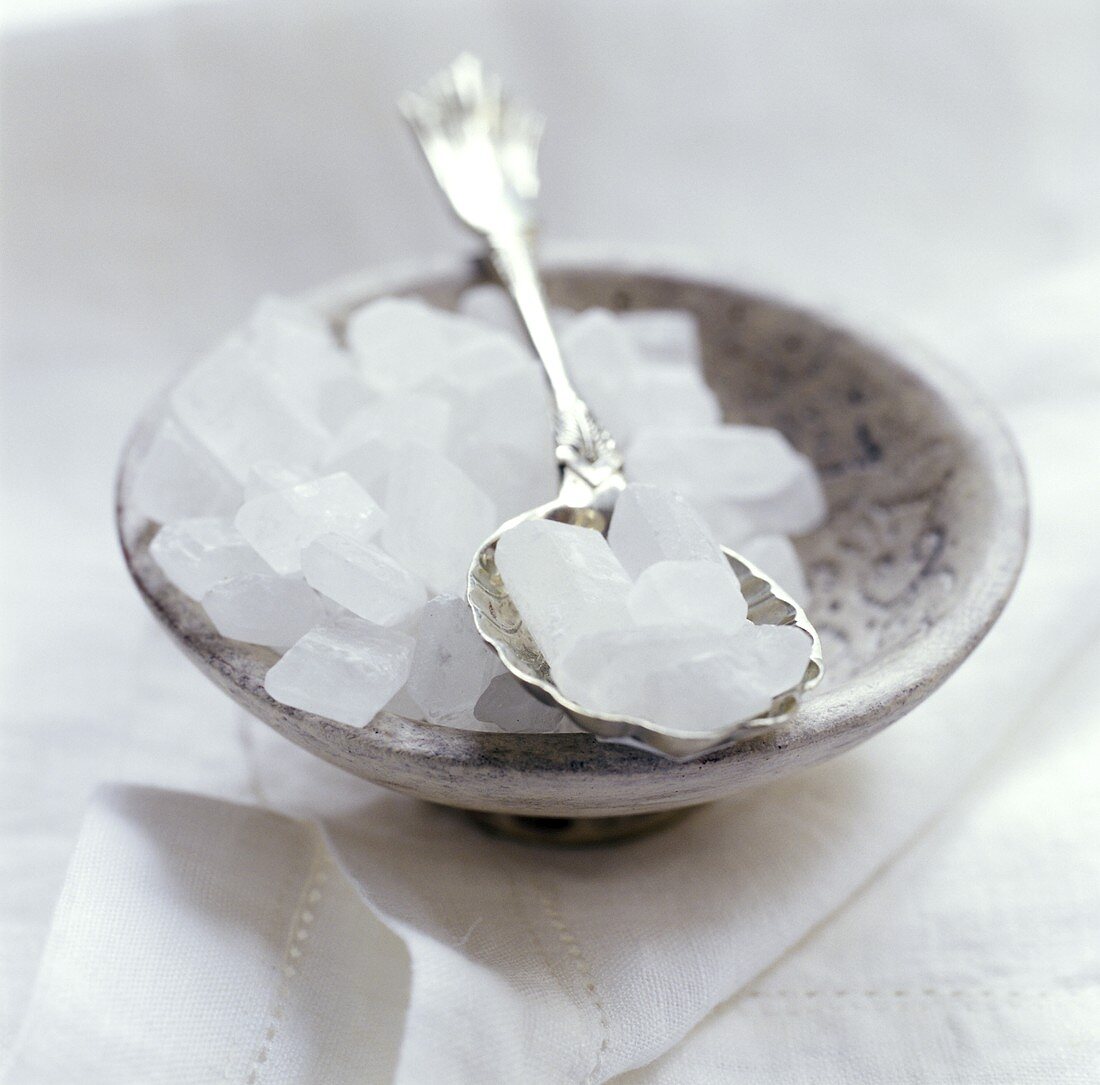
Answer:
[2,2,1098,1081]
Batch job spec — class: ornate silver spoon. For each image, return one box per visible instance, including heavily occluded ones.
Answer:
[401,55,822,760]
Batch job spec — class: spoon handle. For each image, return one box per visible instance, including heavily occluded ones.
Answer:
[400,54,623,492]
[490,230,624,489]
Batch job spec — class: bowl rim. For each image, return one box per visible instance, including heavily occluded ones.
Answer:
[117,249,1029,816]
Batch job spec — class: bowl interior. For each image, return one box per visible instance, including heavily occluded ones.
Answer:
[327,264,1009,692]
[118,256,1026,818]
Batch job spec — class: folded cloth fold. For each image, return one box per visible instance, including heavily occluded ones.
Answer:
[1,788,411,1085]
[621,633,1100,1083]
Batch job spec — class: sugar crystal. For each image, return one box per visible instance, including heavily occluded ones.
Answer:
[443,362,553,463]
[264,617,415,726]
[329,393,452,459]
[324,440,394,504]
[202,573,327,650]
[172,333,331,483]
[474,673,567,733]
[608,483,725,577]
[441,335,532,393]
[249,297,369,431]
[450,440,559,522]
[628,559,748,629]
[384,685,424,720]
[235,472,386,575]
[382,446,497,594]
[457,284,524,336]
[629,425,826,535]
[560,309,649,442]
[346,298,502,394]
[244,461,314,500]
[621,368,721,435]
[493,519,632,667]
[556,621,809,733]
[150,517,268,601]
[727,622,813,694]
[302,533,426,626]
[617,309,701,368]
[130,418,241,523]
[405,594,504,723]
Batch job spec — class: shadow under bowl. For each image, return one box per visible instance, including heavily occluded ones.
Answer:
[117,253,1027,835]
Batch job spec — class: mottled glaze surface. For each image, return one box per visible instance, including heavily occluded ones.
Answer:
[117,254,1027,819]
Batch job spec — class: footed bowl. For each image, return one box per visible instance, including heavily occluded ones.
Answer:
[117,253,1027,844]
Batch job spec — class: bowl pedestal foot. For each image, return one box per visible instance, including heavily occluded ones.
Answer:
[466,807,695,846]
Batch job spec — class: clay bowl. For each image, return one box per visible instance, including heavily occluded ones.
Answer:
[117,253,1027,844]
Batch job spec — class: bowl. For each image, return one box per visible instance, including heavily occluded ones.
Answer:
[117,253,1027,844]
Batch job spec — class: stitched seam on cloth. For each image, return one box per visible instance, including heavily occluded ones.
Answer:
[735,988,1100,1017]
[225,856,300,1076]
[529,880,611,1085]
[742,986,1100,1001]
[685,627,1100,1035]
[243,843,332,1084]
[502,868,560,985]
[496,863,594,1082]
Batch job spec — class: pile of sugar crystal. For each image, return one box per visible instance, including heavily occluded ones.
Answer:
[135,288,824,734]
[495,485,813,733]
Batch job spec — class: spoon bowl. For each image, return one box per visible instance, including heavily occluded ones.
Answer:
[468,498,824,761]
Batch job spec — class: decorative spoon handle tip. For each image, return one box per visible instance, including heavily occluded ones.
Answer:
[401,55,621,491]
